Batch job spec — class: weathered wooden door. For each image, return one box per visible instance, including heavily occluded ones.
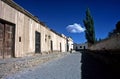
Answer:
[0,22,15,59]
[0,23,4,59]
[4,24,14,58]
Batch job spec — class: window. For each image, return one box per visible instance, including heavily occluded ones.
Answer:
[45,34,47,42]
[80,46,82,48]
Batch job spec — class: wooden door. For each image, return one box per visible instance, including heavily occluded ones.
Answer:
[35,31,41,53]
[0,23,4,59]
[0,21,15,59]
[4,24,14,58]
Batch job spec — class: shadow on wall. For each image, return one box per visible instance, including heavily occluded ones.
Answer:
[81,51,120,79]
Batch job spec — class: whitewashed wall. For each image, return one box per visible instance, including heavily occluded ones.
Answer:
[0,0,69,57]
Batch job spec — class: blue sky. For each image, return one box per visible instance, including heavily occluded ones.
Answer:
[14,0,120,43]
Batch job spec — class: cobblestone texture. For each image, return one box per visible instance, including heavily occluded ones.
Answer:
[4,52,81,79]
[0,52,69,78]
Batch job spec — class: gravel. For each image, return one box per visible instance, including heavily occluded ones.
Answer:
[0,52,69,78]
[3,52,81,79]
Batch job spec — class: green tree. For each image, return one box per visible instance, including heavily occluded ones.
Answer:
[83,8,96,44]
[108,21,120,37]
[116,21,120,32]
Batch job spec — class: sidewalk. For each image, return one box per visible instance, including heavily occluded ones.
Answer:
[0,52,70,78]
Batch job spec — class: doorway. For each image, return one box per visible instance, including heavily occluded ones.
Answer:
[35,31,41,53]
[0,20,15,59]
[50,40,53,52]
[84,46,86,50]
[60,42,62,52]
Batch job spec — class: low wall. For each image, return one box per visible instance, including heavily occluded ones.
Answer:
[89,34,120,51]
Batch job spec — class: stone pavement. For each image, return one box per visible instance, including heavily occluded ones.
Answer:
[0,52,70,78]
[3,52,81,79]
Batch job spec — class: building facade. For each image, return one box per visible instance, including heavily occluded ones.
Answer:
[0,0,73,59]
[67,37,73,51]
[73,43,88,51]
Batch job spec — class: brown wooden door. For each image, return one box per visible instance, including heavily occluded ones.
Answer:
[4,24,14,58]
[0,23,4,59]
[0,22,15,59]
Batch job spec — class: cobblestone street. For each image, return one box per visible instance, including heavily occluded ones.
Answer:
[4,52,81,79]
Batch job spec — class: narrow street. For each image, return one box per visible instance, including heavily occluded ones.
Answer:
[4,51,119,79]
[5,52,81,79]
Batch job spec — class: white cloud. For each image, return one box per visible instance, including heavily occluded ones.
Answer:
[66,23,85,33]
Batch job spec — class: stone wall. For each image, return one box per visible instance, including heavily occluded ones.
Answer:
[89,34,120,51]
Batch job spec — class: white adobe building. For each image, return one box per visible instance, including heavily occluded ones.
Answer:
[0,0,73,59]
[73,42,88,51]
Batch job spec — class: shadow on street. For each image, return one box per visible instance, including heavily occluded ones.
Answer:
[81,51,120,79]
